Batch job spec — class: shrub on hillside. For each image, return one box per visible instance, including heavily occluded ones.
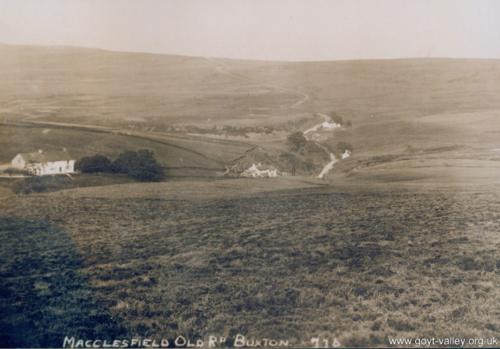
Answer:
[112,149,164,182]
[330,112,344,125]
[3,167,29,176]
[75,155,112,173]
[333,141,354,158]
[11,177,46,194]
[287,132,308,152]
[11,176,73,194]
[337,141,354,153]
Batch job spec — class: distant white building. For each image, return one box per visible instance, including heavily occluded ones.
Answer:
[11,149,76,176]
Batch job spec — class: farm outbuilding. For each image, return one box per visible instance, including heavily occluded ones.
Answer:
[11,149,76,176]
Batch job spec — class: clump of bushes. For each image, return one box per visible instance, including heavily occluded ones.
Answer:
[111,150,164,182]
[337,141,354,153]
[330,112,344,125]
[332,141,354,158]
[11,177,47,194]
[287,132,308,152]
[75,155,112,173]
[75,149,164,182]
[11,176,73,194]
[329,112,353,127]
[3,167,29,176]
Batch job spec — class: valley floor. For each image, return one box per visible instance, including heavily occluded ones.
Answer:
[0,180,499,347]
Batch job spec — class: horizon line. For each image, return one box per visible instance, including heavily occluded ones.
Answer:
[2,41,500,63]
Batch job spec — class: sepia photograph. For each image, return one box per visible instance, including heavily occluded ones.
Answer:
[0,0,499,347]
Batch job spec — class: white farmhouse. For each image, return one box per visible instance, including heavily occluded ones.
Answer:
[11,149,76,176]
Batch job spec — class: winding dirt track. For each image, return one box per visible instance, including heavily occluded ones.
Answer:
[303,113,350,179]
[208,59,343,178]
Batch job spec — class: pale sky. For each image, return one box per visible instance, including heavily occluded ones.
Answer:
[0,0,499,61]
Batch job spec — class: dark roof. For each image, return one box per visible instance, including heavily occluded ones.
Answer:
[17,150,74,163]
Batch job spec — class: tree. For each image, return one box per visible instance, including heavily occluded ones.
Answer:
[111,151,138,174]
[287,131,307,152]
[330,112,344,125]
[112,149,164,181]
[75,155,112,173]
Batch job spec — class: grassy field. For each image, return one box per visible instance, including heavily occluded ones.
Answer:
[2,43,500,129]
[0,182,499,347]
[0,124,253,171]
[0,44,307,127]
